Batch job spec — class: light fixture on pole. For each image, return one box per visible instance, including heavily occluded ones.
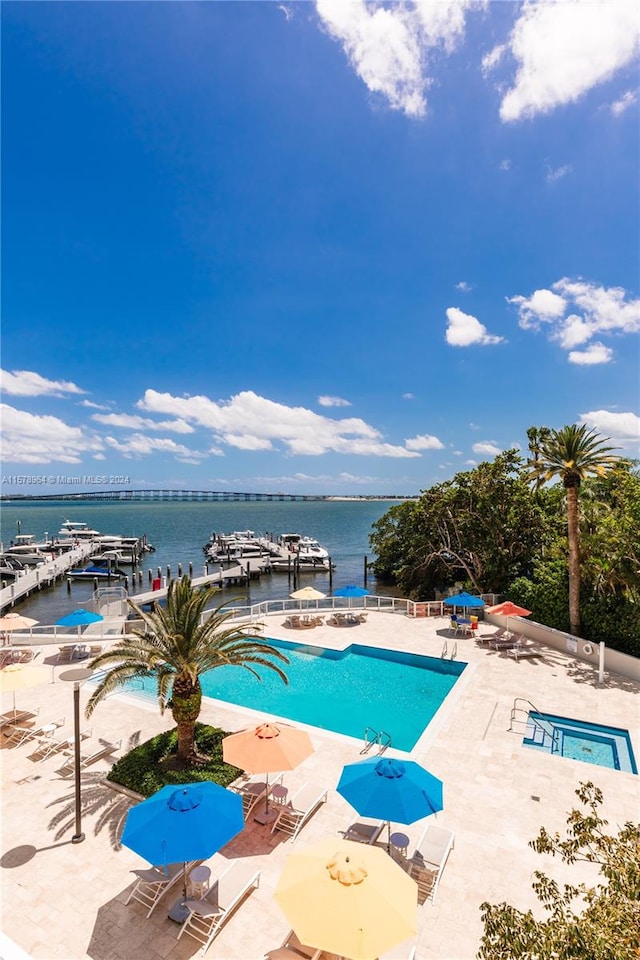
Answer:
[59,667,94,844]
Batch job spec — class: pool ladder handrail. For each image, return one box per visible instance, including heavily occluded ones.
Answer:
[361,726,392,755]
[509,697,559,752]
[441,640,457,660]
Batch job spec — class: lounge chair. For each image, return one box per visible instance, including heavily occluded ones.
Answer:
[126,861,196,918]
[341,818,385,845]
[177,860,261,954]
[58,737,121,773]
[230,773,284,820]
[4,716,65,748]
[508,640,543,661]
[271,782,328,841]
[407,823,454,905]
[57,645,77,663]
[491,632,520,650]
[32,726,92,763]
[265,930,322,959]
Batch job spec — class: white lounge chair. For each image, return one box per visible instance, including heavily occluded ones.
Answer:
[271,783,328,841]
[32,726,92,764]
[265,929,322,959]
[508,640,543,661]
[177,860,260,954]
[407,823,454,905]
[4,716,65,749]
[58,737,121,773]
[341,818,385,845]
[230,773,284,820]
[126,861,196,918]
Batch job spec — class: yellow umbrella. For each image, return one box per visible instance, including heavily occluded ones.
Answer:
[274,838,418,960]
[223,722,314,816]
[0,663,50,714]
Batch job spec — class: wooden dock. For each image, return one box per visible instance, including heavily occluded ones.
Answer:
[0,543,97,614]
[129,559,269,606]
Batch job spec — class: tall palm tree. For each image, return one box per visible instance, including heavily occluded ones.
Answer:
[86,576,289,762]
[528,424,623,636]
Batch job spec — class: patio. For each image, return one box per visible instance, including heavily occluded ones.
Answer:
[1,612,638,960]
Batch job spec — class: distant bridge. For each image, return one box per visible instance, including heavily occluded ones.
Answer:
[0,489,414,504]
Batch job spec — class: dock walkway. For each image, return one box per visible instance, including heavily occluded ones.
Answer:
[130,558,269,606]
[0,543,97,614]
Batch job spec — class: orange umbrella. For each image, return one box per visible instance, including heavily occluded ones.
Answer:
[487,601,531,637]
[222,722,314,816]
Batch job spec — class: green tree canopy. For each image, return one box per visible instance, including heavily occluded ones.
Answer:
[478,782,640,960]
[86,576,289,763]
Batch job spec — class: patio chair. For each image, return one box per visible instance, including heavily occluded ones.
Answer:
[126,860,196,918]
[271,782,328,841]
[407,823,454,905]
[58,737,121,773]
[11,649,37,664]
[265,929,322,959]
[341,818,385,845]
[177,860,261,954]
[284,615,301,629]
[230,773,284,820]
[4,716,65,749]
[32,726,92,763]
[57,646,77,663]
[491,632,519,650]
[508,640,543,661]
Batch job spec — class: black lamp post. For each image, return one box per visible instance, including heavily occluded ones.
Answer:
[59,667,94,843]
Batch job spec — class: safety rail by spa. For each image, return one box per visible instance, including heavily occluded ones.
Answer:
[509,697,559,753]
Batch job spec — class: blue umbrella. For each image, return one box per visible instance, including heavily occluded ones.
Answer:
[337,757,443,851]
[121,782,244,918]
[56,608,105,638]
[333,584,370,609]
[333,585,370,598]
[121,781,244,865]
[56,609,104,627]
[442,592,484,611]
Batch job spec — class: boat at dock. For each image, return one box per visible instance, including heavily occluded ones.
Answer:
[67,558,127,581]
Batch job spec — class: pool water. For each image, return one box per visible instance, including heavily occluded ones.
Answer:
[524,712,637,774]
[129,639,467,751]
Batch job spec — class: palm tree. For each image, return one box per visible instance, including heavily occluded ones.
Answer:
[528,425,623,636]
[86,576,289,763]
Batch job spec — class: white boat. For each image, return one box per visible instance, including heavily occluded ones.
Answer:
[279,533,329,560]
[57,520,101,541]
[6,534,52,564]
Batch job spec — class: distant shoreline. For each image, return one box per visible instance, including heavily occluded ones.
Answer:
[0,492,418,503]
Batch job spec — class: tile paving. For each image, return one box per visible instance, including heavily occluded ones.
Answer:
[1,612,638,960]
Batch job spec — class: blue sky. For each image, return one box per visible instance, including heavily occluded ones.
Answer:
[2,1,639,496]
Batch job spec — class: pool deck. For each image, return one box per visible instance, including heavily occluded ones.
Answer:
[1,612,638,960]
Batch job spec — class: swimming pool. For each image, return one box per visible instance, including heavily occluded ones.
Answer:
[130,639,467,751]
[524,712,637,773]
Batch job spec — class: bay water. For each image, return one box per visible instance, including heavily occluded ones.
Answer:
[0,499,400,624]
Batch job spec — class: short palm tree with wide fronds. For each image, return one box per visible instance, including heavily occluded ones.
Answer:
[528,424,624,637]
[86,576,289,763]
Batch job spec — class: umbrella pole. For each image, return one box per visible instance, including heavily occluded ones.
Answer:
[265,772,270,813]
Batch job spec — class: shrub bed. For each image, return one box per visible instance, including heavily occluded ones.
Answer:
[107,723,242,797]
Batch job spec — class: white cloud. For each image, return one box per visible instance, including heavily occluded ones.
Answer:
[223,434,274,451]
[579,409,640,446]
[487,2,640,122]
[511,278,640,362]
[0,369,85,397]
[472,441,502,456]
[499,158,511,171]
[611,89,637,115]
[465,459,478,466]
[445,307,504,346]
[404,433,445,451]
[138,389,420,458]
[278,3,292,21]
[402,392,415,400]
[568,342,614,365]
[315,0,481,118]
[92,412,194,434]
[545,163,572,183]
[318,395,351,407]
[104,433,201,460]
[0,404,102,464]
[508,288,567,328]
[455,280,471,292]
[80,399,111,411]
